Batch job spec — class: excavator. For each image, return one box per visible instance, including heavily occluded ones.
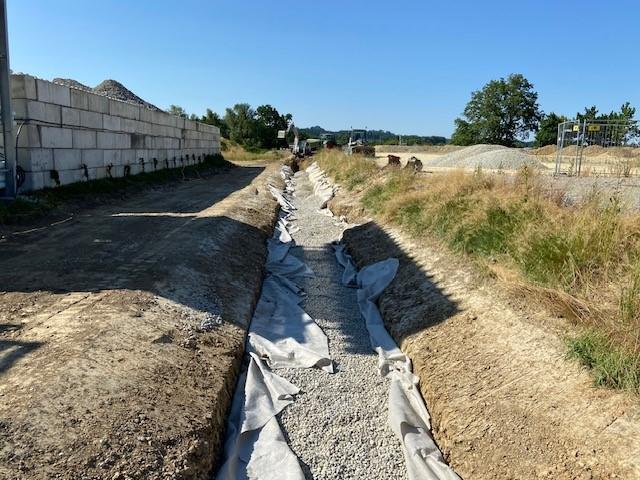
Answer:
[344,128,375,157]
[285,121,311,158]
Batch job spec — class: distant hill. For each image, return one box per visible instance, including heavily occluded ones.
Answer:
[299,125,447,146]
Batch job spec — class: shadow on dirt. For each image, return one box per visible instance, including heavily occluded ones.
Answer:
[0,165,268,372]
[342,221,460,341]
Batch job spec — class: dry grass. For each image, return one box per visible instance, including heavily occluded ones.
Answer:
[319,151,640,392]
[221,138,289,163]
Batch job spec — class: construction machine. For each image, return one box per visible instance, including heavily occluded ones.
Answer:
[320,133,336,149]
[344,128,375,156]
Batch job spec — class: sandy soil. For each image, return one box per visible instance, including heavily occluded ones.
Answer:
[329,191,640,479]
[0,164,280,479]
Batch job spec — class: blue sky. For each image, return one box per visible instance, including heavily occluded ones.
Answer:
[7,0,640,137]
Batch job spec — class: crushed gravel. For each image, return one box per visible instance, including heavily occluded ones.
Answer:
[428,144,546,170]
[276,171,407,480]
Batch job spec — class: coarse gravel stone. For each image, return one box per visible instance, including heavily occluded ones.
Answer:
[276,171,407,480]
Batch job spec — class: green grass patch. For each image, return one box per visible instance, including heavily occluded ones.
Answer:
[567,331,640,392]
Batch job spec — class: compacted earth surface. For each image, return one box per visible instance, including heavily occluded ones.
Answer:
[0,163,280,479]
[329,184,640,479]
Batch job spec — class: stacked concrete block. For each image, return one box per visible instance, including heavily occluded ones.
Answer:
[10,74,221,192]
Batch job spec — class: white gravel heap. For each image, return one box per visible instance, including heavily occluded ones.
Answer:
[429,144,546,170]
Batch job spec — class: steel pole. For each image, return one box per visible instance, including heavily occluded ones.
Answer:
[0,0,15,197]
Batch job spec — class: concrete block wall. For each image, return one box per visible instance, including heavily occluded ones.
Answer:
[10,74,221,192]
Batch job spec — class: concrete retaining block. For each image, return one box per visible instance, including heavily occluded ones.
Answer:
[37,79,71,106]
[103,114,122,131]
[22,171,47,192]
[70,89,89,110]
[72,129,97,149]
[57,169,85,186]
[17,148,54,172]
[13,99,61,124]
[81,149,104,168]
[103,149,123,167]
[139,108,153,123]
[79,110,103,129]
[11,74,37,100]
[41,127,73,148]
[61,107,81,127]
[87,92,109,113]
[97,132,131,149]
[17,125,40,148]
[109,100,139,120]
[53,149,81,171]
[121,149,136,165]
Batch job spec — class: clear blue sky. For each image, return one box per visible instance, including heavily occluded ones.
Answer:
[7,0,640,137]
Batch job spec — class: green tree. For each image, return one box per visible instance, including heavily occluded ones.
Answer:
[201,108,229,138]
[167,105,188,118]
[535,112,568,147]
[451,74,542,147]
[224,103,258,146]
[255,105,291,149]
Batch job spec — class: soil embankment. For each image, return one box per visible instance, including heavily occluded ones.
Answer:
[0,163,281,479]
[331,188,640,479]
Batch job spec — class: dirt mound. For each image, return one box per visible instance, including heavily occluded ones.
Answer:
[530,144,556,155]
[428,144,545,170]
[52,77,92,91]
[93,79,162,111]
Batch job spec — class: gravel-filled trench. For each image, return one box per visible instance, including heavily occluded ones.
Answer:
[275,170,407,479]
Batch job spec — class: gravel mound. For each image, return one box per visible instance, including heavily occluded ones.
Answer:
[50,76,162,111]
[429,144,546,170]
[93,79,162,111]
[52,77,92,91]
[276,172,406,480]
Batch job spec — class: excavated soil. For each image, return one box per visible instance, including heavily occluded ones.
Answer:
[330,191,640,479]
[0,164,281,479]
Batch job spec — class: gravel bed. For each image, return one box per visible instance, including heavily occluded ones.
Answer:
[277,171,407,480]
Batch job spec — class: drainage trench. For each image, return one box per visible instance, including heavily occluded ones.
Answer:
[216,164,458,480]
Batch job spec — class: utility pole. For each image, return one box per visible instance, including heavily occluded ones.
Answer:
[0,0,15,197]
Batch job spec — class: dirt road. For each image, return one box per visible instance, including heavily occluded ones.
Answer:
[0,164,280,479]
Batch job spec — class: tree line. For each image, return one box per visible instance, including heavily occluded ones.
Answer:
[450,74,637,148]
[167,103,291,150]
[299,126,446,146]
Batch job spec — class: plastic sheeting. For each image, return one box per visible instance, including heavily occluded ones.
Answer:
[334,243,460,480]
[216,353,304,480]
[306,163,336,209]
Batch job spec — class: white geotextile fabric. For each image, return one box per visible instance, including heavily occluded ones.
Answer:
[216,353,303,480]
[334,243,460,480]
[217,165,333,480]
[305,162,336,208]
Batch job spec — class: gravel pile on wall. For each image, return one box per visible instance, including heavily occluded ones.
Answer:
[428,144,546,170]
[51,77,162,111]
[93,79,162,110]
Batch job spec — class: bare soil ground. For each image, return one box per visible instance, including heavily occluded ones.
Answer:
[330,194,640,479]
[0,164,280,479]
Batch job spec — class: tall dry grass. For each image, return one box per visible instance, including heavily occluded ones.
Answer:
[319,152,640,392]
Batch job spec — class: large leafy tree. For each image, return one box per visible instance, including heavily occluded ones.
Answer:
[535,112,568,147]
[255,105,291,149]
[451,74,542,147]
[224,103,258,146]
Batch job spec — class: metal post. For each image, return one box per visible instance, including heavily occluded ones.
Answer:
[577,120,587,176]
[0,0,15,197]
[555,121,565,175]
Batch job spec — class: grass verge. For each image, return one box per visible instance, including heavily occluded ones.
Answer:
[0,154,230,225]
[318,150,640,393]
[221,138,289,163]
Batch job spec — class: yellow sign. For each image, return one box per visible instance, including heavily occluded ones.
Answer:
[588,125,601,132]
[572,125,580,132]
